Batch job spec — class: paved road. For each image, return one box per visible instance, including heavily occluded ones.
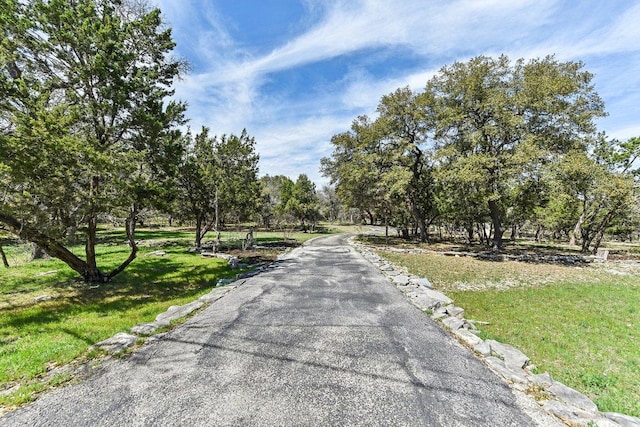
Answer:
[2,234,555,426]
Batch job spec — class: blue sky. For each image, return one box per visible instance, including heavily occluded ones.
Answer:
[154,0,640,185]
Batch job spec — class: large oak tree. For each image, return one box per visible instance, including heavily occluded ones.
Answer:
[0,0,186,282]
[426,55,605,248]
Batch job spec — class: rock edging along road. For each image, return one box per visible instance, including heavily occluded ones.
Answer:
[351,237,640,427]
[3,234,560,426]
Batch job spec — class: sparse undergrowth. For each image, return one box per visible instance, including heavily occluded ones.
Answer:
[378,245,640,417]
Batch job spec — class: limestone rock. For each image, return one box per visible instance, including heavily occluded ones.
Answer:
[199,286,235,303]
[603,412,640,427]
[155,300,204,325]
[406,287,452,311]
[547,380,599,413]
[430,306,448,320]
[529,372,554,388]
[445,305,465,319]
[543,400,598,425]
[148,250,166,256]
[473,341,491,357]
[92,333,138,354]
[410,278,432,288]
[486,340,530,370]
[453,328,482,347]
[35,270,58,277]
[34,294,53,303]
[484,356,529,384]
[130,323,162,335]
[392,275,410,286]
[442,316,464,331]
[216,278,235,287]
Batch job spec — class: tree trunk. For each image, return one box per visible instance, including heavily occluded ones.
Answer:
[107,212,138,280]
[569,211,585,246]
[194,215,203,251]
[466,224,474,244]
[367,210,374,225]
[511,224,518,241]
[0,243,8,268]
[214,187,221,252]
[487,200,504,249]
[0,212,92,279]
[85,214,98,269]
[535,224,544,243]
[415,214,428,243]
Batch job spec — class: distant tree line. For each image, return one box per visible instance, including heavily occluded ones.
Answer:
[321,55,639,253]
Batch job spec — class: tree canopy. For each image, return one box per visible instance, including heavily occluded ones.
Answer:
[323,55,636,252]
[0,0,186,281]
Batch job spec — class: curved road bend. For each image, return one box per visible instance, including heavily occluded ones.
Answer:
[2,234,559,426]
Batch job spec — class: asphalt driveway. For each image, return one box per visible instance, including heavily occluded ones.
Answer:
[1,234,556,426]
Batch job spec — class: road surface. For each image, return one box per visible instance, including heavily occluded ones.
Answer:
[2,234,557,426]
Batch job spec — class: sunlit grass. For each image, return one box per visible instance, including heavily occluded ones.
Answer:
[0,226,325,410]
[381,250,640,417]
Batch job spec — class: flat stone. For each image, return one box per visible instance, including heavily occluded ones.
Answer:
[410,278,432,288]
[453,328,482,346]
[430,306,448,320]
[35,270,58,277]
[529,372,554,388]
[199,286,235,303]
[148,250,166,256]
[445,305,465,319]
[392,275,410,285]
[92,333,138,354]
[384,270,400,277]
[34,294,53,302]
[473,341,491,357]
[543,400,599,425]
[216,278,235,287]
[594,417,632,427]
[130,322,162,335]
[603,412,640,427]
[0,384,21,397]
[155,300,204,325]
[484,356,529,384]
[407,288,453,311]
[442,316,464,331]
[379,264,394,271]
[486,340,530,370]
[547,380,599,413]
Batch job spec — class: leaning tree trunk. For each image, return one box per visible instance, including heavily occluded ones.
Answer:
[83,213,108,282]
[569,210,585,246]
[0,243,8,268]
[0,212,93,278]
[106,211,139,281]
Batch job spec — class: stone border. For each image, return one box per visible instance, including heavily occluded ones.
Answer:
[349,237,640,427]
[91,254,276,354]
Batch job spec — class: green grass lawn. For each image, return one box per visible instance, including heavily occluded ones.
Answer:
[380,250,640,417]
[0,226,329,410]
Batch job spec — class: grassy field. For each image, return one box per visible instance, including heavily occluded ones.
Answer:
[0,227,330,410]
[379,248,640,417]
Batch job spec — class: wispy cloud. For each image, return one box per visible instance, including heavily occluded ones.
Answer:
[154,0,640,182]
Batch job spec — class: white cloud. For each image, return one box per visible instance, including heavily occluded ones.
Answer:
[155,0,640,184]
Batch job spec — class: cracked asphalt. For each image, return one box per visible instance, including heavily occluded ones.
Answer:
[1,234,557,426]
